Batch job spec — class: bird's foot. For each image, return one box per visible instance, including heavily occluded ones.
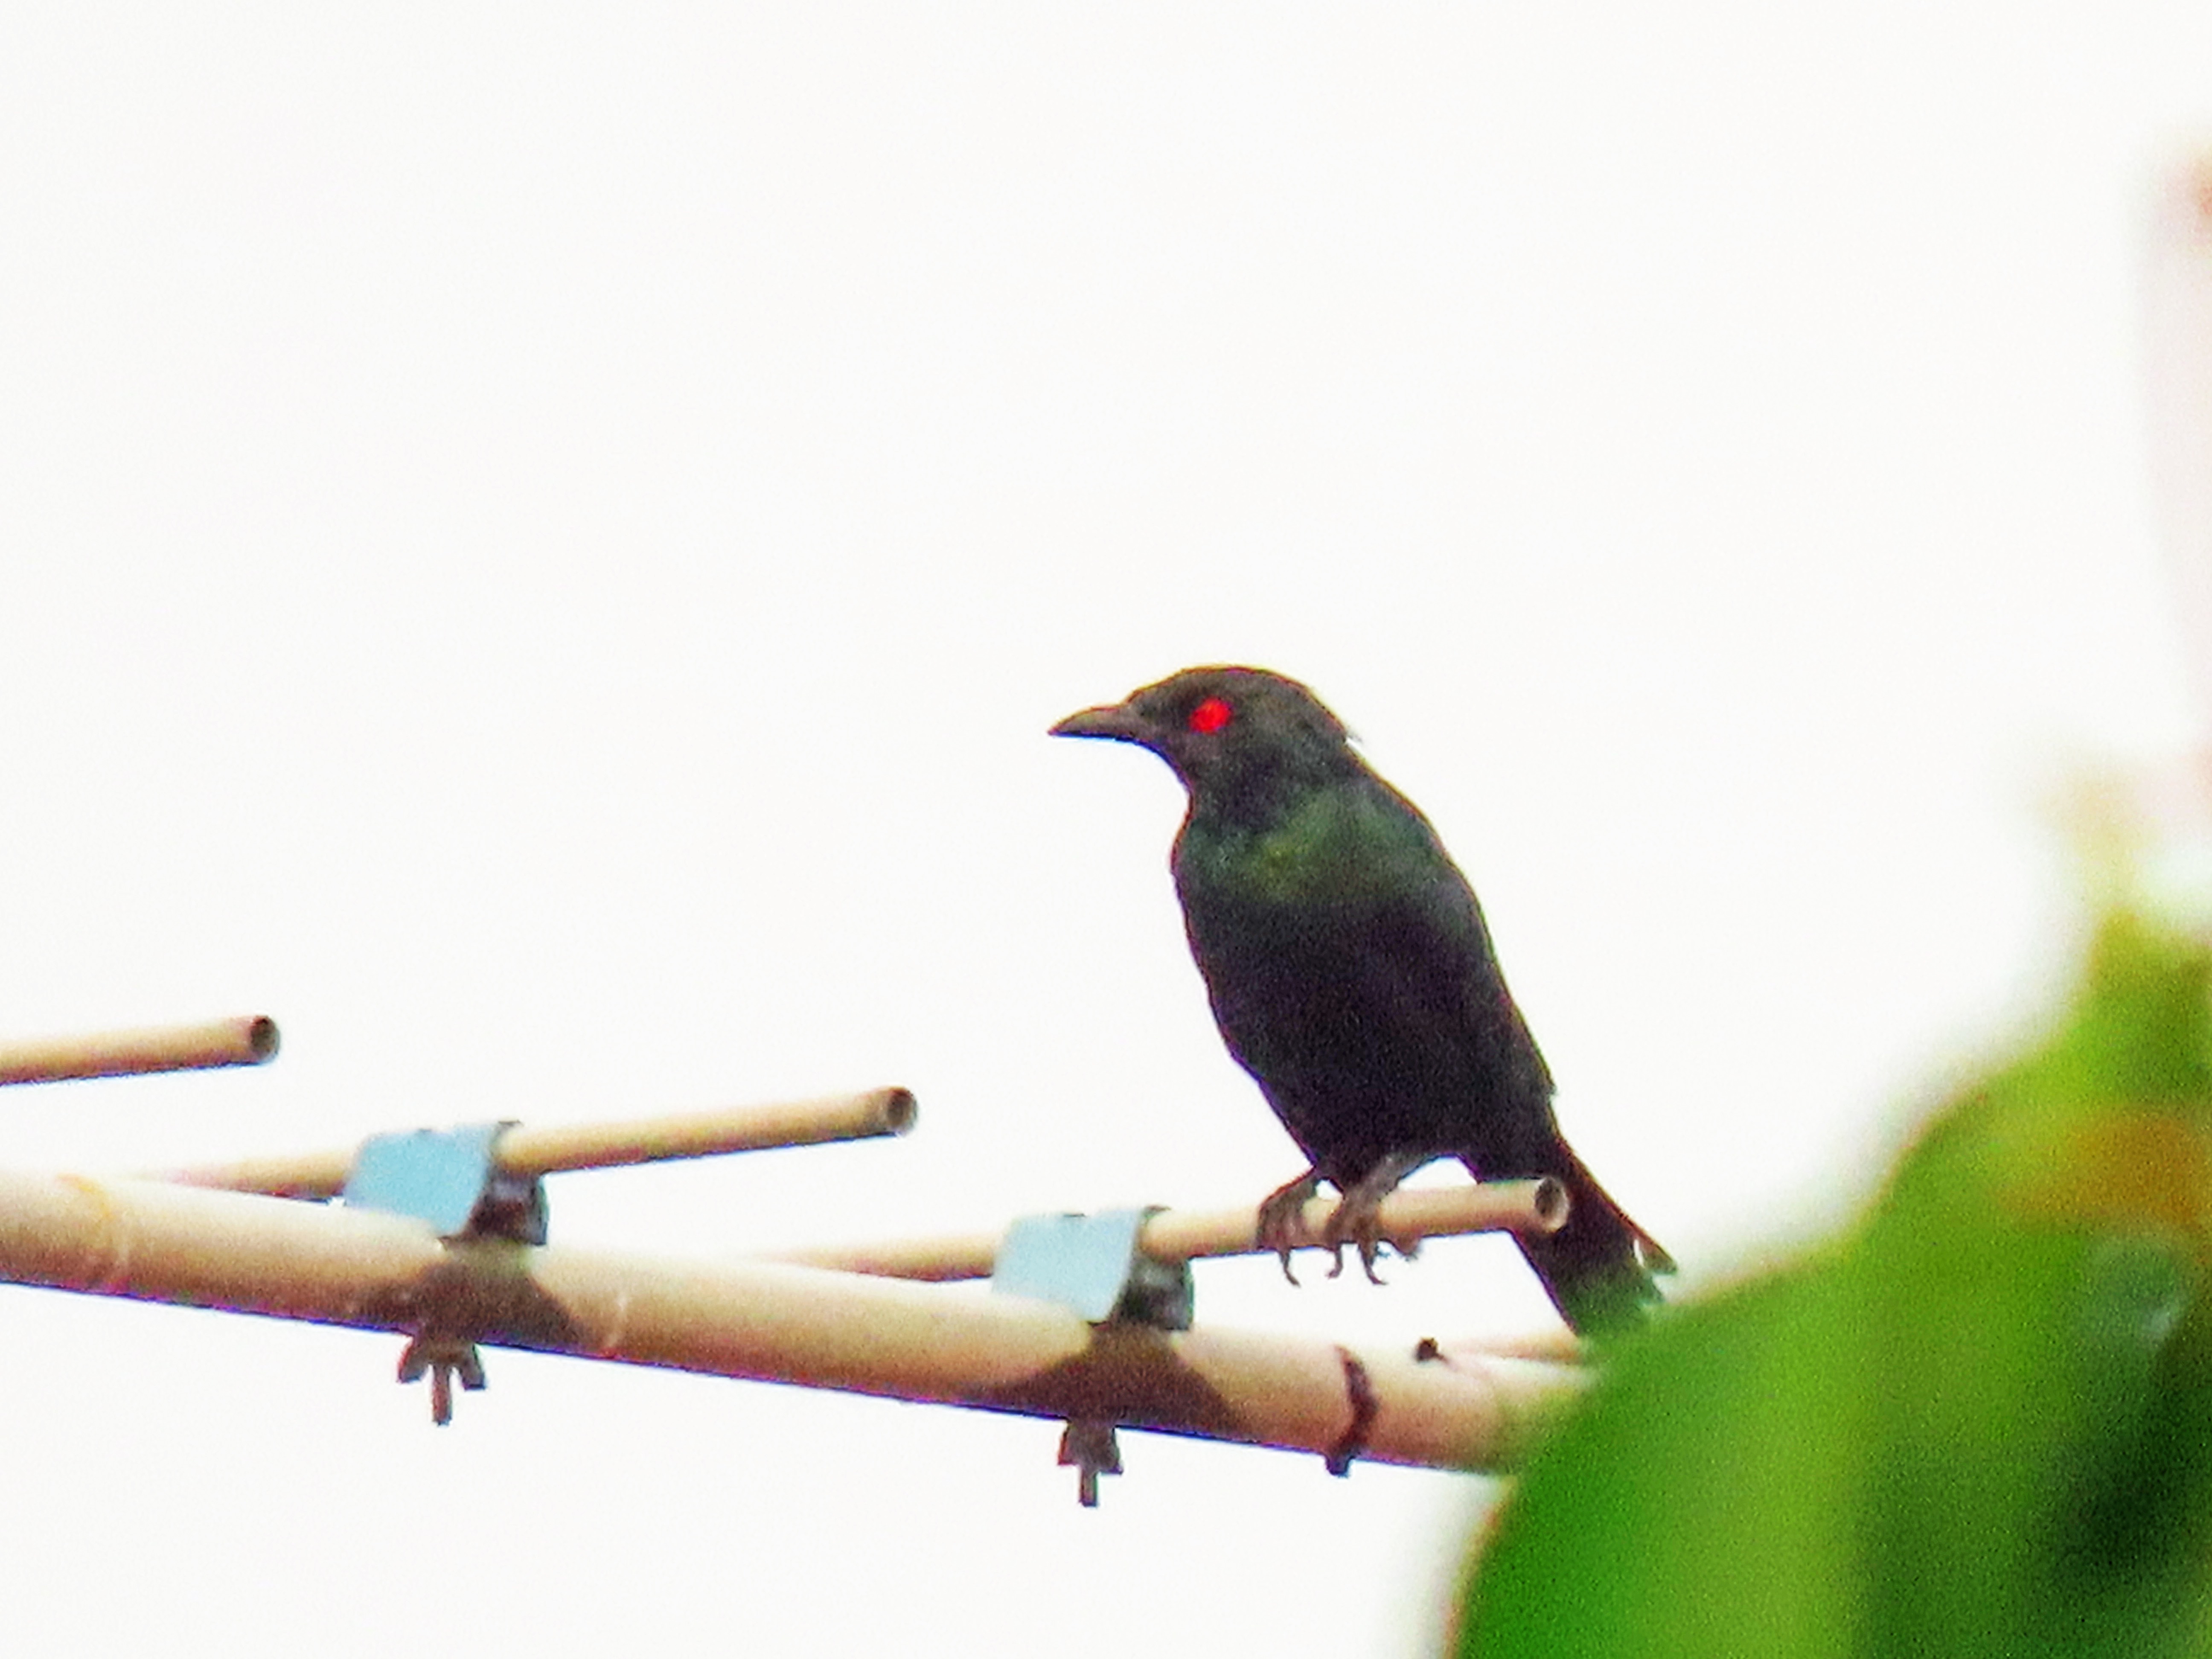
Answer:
[1320,1152,1433,1285]
[1319,1195,1389,1284]
[1254,1170,1323,1285]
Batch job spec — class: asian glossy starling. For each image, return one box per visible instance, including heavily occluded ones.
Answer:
[1052,665,1670,1336]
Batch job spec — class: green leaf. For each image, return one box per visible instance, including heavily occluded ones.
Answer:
[1459,902,2212,1658]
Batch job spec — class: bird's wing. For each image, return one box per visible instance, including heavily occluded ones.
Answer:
[1344,857,1557,1101]
[1187,780,1559,1174]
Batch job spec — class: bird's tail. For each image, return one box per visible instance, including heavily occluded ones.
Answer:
[1508,1143,1673,1339]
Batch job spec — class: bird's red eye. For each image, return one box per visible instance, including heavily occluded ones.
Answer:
[1187,695,1233,734]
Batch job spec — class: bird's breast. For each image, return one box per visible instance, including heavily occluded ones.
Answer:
[1170,809,1428,1042]
[1173,790,1410,913]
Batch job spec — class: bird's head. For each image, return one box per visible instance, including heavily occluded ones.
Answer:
[1050,665,1355,795]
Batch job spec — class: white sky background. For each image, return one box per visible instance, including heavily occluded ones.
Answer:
[3,6,2211,1655]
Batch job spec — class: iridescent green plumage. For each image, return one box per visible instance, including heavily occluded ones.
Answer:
[1054,665,1669,1336]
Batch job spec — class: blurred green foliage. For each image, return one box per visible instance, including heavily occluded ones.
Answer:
[1460,899,2212,1657]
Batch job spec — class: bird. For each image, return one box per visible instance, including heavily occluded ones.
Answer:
[1051,664,1671,1337]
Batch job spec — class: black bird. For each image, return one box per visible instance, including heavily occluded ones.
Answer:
[1052,665,1670,1336]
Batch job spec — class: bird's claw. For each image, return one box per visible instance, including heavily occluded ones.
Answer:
[1319,1209,1388,1284]
[1320,1153,1429,1285]
[1254,1166,1405,1284]
[1255,1170,1323,1285]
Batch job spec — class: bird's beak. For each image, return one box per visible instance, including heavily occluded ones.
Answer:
[1050,701,1150,744]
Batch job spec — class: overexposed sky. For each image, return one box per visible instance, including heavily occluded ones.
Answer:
[3,8,2210,1655]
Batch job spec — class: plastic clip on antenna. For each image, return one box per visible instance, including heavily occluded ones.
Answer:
[341,1121,549,1424]
[990,1206,1194,1507]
